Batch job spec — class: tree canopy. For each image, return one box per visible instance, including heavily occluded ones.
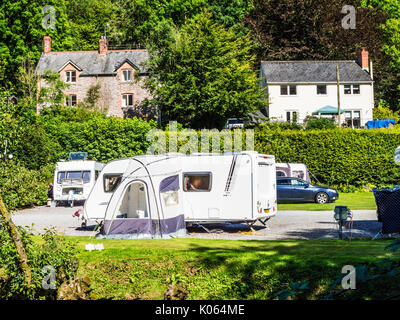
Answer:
[144,11,266,129]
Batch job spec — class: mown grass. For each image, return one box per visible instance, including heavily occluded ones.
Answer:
[63,237,400,300]
[278,192,376,211]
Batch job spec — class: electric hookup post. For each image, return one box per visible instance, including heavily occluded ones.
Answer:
[334,206,352,239]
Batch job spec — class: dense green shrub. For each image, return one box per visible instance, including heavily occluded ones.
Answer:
[0,224,78,299]
[41,115,158,163]
[255,128,400,188]
[0,164,53,211]
[305,118,336,130]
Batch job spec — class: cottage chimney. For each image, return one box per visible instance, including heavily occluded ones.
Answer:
[43,36,51,54]
[358,48,369,72]
[99,36,108,55]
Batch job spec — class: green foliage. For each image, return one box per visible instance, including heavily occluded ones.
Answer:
[255,127,400,188]
[38,70,70,107]
[306,118,337,130]
[145,11,266,129]
[41,113,158,163]
[0,225,78,299]
[0,0,74,88]
[0,164,52,211]
[373,105,400,122]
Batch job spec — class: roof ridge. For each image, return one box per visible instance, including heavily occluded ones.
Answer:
[47,49,148,54]
[260,60,357,63]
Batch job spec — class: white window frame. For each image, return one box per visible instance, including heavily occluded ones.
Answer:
[344,110,361,128]
[122,93,134,107]
[65,70,76,83]
[280,85,297,96]
[122,69,133,82]
[344,84,361,95]
[65,94,77,107]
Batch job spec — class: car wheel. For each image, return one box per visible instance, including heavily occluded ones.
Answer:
[315,192,329,204]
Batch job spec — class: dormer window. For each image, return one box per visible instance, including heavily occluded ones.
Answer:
[122,69,133,82]
[65,70,76,83]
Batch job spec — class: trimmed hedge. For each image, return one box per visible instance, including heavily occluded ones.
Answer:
[41,115,158,163]
[254,128,400,188]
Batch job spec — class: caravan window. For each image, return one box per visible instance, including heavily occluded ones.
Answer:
[67,171,82,179]
[82,171,91,183]
[183,173,211,192]
[104,174,122,192]
[57,171,66,183]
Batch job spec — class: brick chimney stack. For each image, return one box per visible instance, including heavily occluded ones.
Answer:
[359,48,369,72]
[43,36,51,54]
[99,36,108,55]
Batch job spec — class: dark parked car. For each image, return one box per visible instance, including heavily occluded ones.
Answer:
[277,177,339,204]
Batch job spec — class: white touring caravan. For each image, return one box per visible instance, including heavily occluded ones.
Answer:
[82,152,277,239]
[53,152,105,206]
[276,163,311,183]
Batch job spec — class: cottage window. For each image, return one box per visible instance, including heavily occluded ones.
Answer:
[66,94,77,107]
[317,85,327,95]
[344,84,360,95]
[286,110,298,123]
[122,69,133,82]
[122,94,134,107]
[280,85,297,95]
[345,110,361,128]
[65,70,76,83]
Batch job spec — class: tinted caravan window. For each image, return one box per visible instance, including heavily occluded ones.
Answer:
[57,171,66,183]
[183,173,211,192]
[104,174,123,192]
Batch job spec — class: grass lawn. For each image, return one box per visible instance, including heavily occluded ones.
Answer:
[278,192,376,211]
[67,237,399,300]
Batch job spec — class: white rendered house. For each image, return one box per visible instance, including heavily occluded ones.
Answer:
[259,49,374,128]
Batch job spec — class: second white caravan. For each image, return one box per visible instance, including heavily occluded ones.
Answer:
[83,152,277,237]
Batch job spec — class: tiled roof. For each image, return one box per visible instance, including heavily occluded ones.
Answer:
[260,61,373,83]
[36,50,150,75]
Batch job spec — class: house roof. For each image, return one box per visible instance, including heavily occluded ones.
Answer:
[36,50,150,76]
[260,61,373,84]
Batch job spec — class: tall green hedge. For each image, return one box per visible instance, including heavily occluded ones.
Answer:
[254,128,400,188]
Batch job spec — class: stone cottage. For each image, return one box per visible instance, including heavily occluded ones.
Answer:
[35,36,151,117]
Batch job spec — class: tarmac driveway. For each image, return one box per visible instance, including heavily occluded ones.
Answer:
[11,206,382,240]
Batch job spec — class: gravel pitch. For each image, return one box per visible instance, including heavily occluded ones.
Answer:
[11,206,382,240]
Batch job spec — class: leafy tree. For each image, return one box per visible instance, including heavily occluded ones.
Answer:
[145,11,266,129]
[111,0,253,47]
[0,0,74,88]
[373,105,400,122]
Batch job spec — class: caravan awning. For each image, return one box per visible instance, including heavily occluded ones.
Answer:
[312,106,345,115]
